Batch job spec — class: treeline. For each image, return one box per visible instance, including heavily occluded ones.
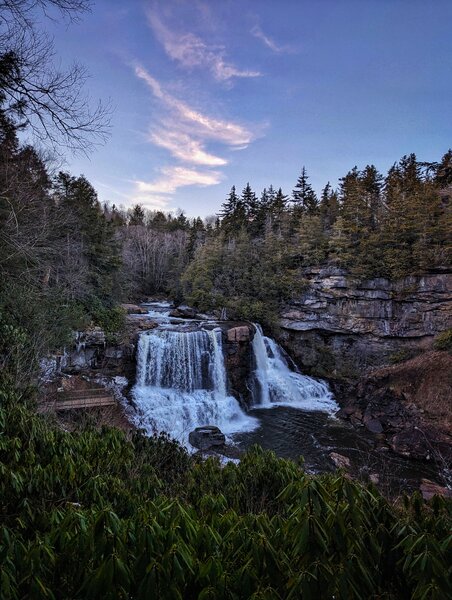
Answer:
[181,153,451,323]
[1,391,451,599]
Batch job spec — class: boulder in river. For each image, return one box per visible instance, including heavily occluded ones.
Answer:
[330,452,351,470]
[169,305,198,319]
[121,303,148,314]
[189,426,226,450]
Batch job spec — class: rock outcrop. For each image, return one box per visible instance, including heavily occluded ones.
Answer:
[189,426,226,450]
[338,351,452,461]
[121,304,149,315]
[278,268,451,379]
[169,305,208,320]
[224,324,254,407]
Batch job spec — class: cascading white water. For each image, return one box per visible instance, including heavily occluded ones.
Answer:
[132,327,256,445]
[141,301,172,323]
[251,324,337,413]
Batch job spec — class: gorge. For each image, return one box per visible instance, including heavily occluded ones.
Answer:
[49,292,449,493]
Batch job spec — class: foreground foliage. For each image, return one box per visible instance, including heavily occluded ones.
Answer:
[0,392,450,599]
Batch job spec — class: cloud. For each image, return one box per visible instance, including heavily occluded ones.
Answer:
[135,65,254,147]
[251,24,293,54]
[148,10,261,82]
[150,128,227,166]
[132,61,263,208]
[128,192,171,211]
[128,166,223,209]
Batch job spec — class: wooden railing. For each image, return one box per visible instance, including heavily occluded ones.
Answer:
[38,387,116,412]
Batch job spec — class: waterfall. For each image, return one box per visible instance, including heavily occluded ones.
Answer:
[251,324,337,413]
[132,328,256,445]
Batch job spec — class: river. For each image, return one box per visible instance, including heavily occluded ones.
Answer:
[128,302,439,493]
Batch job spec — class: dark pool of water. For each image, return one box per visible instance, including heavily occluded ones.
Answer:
[232,406,440,495]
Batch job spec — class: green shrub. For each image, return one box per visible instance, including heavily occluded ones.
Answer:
[0,393,451,600]
[86,296,126,341]
[433,329,452,352]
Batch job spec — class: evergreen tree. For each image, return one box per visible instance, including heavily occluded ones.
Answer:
[253,188,271,236]
[292,167,318,214]
[434,149,452,187]
[319,182,339,233]
[219,186,246,234]
[54,172,121,301]
[360,165,384,230]
[129,204,145,226]
[186,218,206,260]
[150,211,168,231]
[241,182,260,234]
[298,214,327,266]
[270,187,289,234]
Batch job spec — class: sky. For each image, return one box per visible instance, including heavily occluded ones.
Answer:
[40,0,452,217]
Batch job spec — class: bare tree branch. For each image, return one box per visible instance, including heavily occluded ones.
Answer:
[0,1,111,154]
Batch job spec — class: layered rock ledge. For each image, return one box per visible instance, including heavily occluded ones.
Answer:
[278,268,451,379]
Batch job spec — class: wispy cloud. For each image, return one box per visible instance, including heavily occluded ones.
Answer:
[148,10,261,82]
[136,166,223,195]
[150,128,227,166]
[129,166,223,210]
[128,191,171,211]
[251,24,293,54]
[131,56,262,209]
[135,65,254,147]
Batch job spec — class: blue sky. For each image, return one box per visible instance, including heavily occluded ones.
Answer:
[41,0,452,217]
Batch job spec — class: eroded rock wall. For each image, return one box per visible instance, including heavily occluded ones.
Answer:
[278,268,451,379]
[224,324,255,407]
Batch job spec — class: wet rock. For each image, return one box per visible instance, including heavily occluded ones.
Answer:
[121,303,148,314]
[364,417,384,434]
[169,305,199,319]
[389,427,432,460]
[224,326,254,407]
[335,350,452,464]
[128,317,158,331]
[227,326,251,343]
[420,479,452,501]
[330,452,351,469]
[189,426,226,450]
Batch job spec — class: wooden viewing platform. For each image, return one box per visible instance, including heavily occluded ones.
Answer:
[38,387,116,412]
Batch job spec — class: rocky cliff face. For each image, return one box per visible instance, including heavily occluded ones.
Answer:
[278,268,452,379]
[224,325,255,407]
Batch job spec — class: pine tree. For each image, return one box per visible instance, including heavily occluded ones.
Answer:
[241,182,259,234]
[219,185,246,234]
[319,182,339,233]
[253,188,271,236]
[298,214,327,266]
[292,167,318,214]
[55,172,121,300]
[129,204,145,226]
[360,165,383,230]
[270,187,289,234]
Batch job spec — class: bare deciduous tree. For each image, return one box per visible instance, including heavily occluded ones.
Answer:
[0,0,110,154]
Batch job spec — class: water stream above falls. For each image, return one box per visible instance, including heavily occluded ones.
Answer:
[129,302,439,491]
